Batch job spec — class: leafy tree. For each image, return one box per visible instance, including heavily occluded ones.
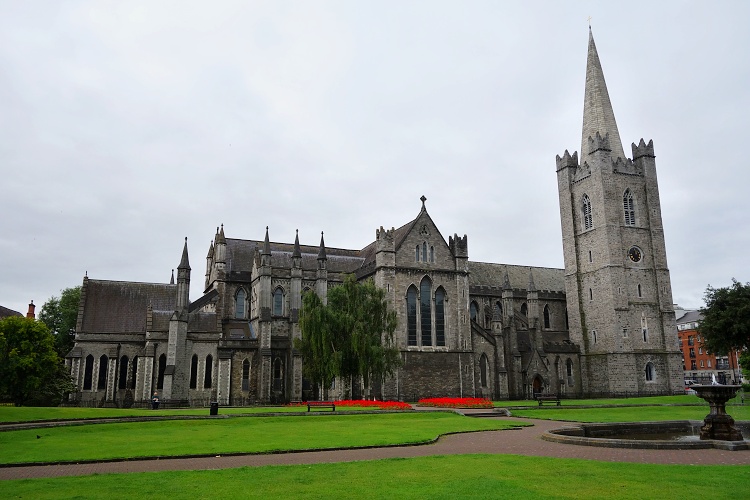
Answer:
[296,275,400,398]
[699,279,750,355]
[39,286,81,357]
[0,316,74,406]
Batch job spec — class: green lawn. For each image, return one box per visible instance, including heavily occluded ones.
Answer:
[0,412,524,465]
[0,405,309,423]
[1,454,747,499]
[510,403,750,422]
[496,394,718,407]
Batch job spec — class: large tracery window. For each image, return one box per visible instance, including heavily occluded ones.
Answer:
[582,194,593,230]
[407,280,446,347]
[407,286,418,346]
[435,288,445,346]
[420,277,432,346]
[623,189,635,226]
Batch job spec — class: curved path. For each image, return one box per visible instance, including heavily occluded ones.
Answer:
[2,415,749,480]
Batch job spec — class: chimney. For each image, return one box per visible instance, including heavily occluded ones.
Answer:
[26,300,35,319]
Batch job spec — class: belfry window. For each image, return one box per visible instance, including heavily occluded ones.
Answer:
[235,288,246,319]
[582,194,593,230]
[623,189,635,226]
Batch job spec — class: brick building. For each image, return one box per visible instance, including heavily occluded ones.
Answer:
[66,28,684,406]
[676,309,743,385]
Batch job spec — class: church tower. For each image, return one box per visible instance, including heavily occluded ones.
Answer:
[556,28,682,396]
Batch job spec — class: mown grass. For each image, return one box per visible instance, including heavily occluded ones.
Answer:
[510,403,750,422]
[496,394,719,407]
[0,405,308,423]
[1,454,748,499]
[0,412,524,465]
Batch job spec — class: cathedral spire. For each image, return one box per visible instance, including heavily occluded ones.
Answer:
[292,229,301,259]
[178,237,190,270]
[317,231,327,261]
[581,28,626,161]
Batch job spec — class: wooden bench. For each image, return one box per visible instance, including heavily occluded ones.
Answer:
[535,395,561,406]
[307,401,336,412]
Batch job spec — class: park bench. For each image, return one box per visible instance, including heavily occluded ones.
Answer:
[307,401,336,412]
[535,395,561,406]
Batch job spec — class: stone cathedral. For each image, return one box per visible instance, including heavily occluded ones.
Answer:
[66,29,683,406]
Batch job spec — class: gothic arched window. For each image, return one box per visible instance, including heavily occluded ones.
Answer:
[430,246,434,263]
[480,354,489,388]
[189,354,198,389]
[435,287,446,347]
[272,287,284,316]
[543,305,551,329]
[204,355,213,389]
[118,355,128,390]
[415,245,420,262]
[470,301,478,321]
[235,288,246,319]
[582,194,593,230]
[623,189,635,226]
[98,355,109,391]
[157,354,166,390]
[645,362,655,381]
[131,356,138,389]
[420,277,432,346]
[406,286,418,346]
[242,358,250,391]
[83,354,94,390]
[520,303,528,317]
[494,302,502,320]
[422,242,427,262]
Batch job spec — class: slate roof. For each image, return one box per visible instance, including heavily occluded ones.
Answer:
[468,262,565,292]
[80,280,176,333]
[225,238,365,275]
[0,305,22,318]
[676,310,703,326]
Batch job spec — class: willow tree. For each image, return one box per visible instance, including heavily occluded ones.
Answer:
[296,275,400,399]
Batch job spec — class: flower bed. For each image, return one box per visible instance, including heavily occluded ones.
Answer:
[287,400,412,410]
[417,397,493,409]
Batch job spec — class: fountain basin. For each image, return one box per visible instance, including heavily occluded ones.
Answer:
[542,420,750,451]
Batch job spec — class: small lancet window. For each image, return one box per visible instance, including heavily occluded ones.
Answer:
[543,305,551,329]
[415,245,420,262]
[582,195,593,230]
[623,189,635,226]
[422,242,427,262]
[430,246,434,263]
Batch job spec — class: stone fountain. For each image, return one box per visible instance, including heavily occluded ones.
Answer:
[692,384,743,441]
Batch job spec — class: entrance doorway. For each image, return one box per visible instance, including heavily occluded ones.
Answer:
[532,375,544,397]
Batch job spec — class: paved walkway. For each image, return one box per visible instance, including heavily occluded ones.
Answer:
[2,415,749,480]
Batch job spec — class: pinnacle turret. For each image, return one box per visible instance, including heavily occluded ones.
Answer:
[178,237,190,270]
[292,230,301,259]
[317,231,327,260]
[581,28,625,161]
[262,226,271,256]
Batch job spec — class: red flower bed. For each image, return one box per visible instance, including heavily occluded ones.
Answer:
[417,397,493,409]
[287,400,412,410]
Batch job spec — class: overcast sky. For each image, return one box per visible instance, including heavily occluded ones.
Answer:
[2,1,749,317]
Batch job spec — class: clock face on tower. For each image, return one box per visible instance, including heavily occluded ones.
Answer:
[628,246,642,263]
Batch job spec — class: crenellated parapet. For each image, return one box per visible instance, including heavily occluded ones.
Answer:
[632,138,655,160]
[375,225,395,250]
[587,131,611,155]
[555,150,579,171]
[449,233,468,258]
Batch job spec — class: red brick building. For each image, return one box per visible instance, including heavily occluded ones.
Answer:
[676,310,743,385]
